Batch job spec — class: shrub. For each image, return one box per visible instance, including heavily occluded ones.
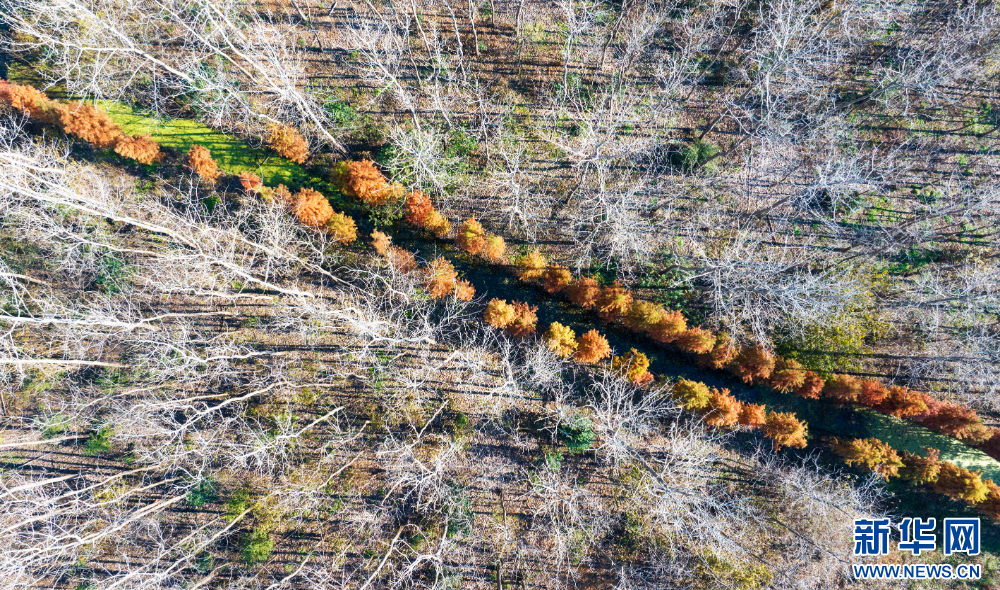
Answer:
[574,329,611,363]
[738,403,767,428]
[703,388,742,428]
[456,218,487,255]
[371,230,392,255]
[822,374,861,404]
[482,235,506,262]
[455,279,475,302]
[769,358,806,393]
[623,300,664,333]
[876,385,927,418]
[404,190,434,226]
[542,265,572,294]
[85,426,113,455]
[326,211,357,244]
[763,412,807,450]
[424,210,452,237]
[730,345,775,385]
[0,80,50,118]
[332,160,403,206]
[113,134,162,164]
[484,299,517,329]
[612,349,653,385]
[565,276,601,309]
[423,257,459,298]
[979,481,1000,520]
[830,437,903,479]
[649,310,687,343]
[675,328,716,354]
[899,448,941,485]
[506,302,538,337]
[238,172,263,194]
[267,123,309,163]
[596,282,633,323]
[673,378,711,411]
[187,478,218,506]
[386,246,417,273]
[857,380,888,407]
[558,417,596,452]
[795,371,824,399]
[697,332,737,369]
[55,102,122,148]
[544,322,578,358]
[187,145,221,184]
[241,528,275,565]
[515,249,547,281]
[934,462,988,504]
[918,398,988,441]
[291,188,334,227]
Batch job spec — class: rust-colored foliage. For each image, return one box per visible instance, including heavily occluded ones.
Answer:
[979,429,1000,461]
[484,298,517,329]
[918,398,988,441]
[574,329,611,364]
[823,374,861,404]
[483,235,506,262]
[611,349,653,386]
[456,218,487,255]
[113,134,162,164]
[899,448,942,485]
[649,310,687,344]
[0,80,50,118]
[565,276,601,309]
[703,388,742,428]
[404,190,434,226]
[979,480,1000,520]
[326,211,357,244]
[515,249,547,282]
[769,358,806,393]
[56,102,122,148]
[794,371,824,399]
[542,265,572,294]
[238,172,263,194]
[830,437,903,479]
[332,160,403,206]
[623,300,664,333]
[730,344,775,385]
[187,144,221,184]
[875,385,927,418]
[544,322,578,358]
[268,184,293,205]
[738,403,767,428]
[506,302,538,337]
[764,412,808,450]
[696,332,737,369]
[673,378,711,410]
[455,279,475,302]
[933,462,988,504]
[857,379,889,407]
[267,123,309,164]
[674,327,716,354]
[424,210,452,237]
[371,230,392,256]
[423,257,459,298]
[386,246,417,274]
[291,188,334,227]
[596,282,633,323]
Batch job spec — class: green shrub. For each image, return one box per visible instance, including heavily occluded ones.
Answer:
[187,478,218,507]
[558,417,596,452]
[224,488,252,521]
[84,426,113,455]
[240,527,274,565]
[671,139,718,172]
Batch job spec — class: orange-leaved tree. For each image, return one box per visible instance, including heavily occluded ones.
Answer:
[113,134,162,164]
[506,302,538,337]
[267,123,309,164]
[650,310,687,344]
[674,327,716,354]
[424,210,452,238]
[455,279,475,302]
[371,230,392,256]
[515,249,547,281]
[769,358,806,393]
[291,188,334,227]
[899,448,941,485]
[423,257,459,298]
[542,265,572,294]
[795,371,825,399]
[697,332,737,370]
[596,282,632,323]
[738,403,767,428]
[56,102,122,148]
[0,80,50,118]
[238,172,264,194]
[612,349,653,386]
[730,344,775,385]
[386,247,417,273]
[764,412,807,449]
[404,190,434,226]
[544,322,578,358]
[456,218,487,255]
[332,160,403,206]
[565,276,601,309]
[623,300,664,333]
[574,329,611,363]
[823,374,862,404]
[703,388,742,428]
[875,385,927,418]
[830,437,903,479]
[484,299,517,329]
[857,379,889,407]
[187,145,221,184]
[483,235,506,262]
